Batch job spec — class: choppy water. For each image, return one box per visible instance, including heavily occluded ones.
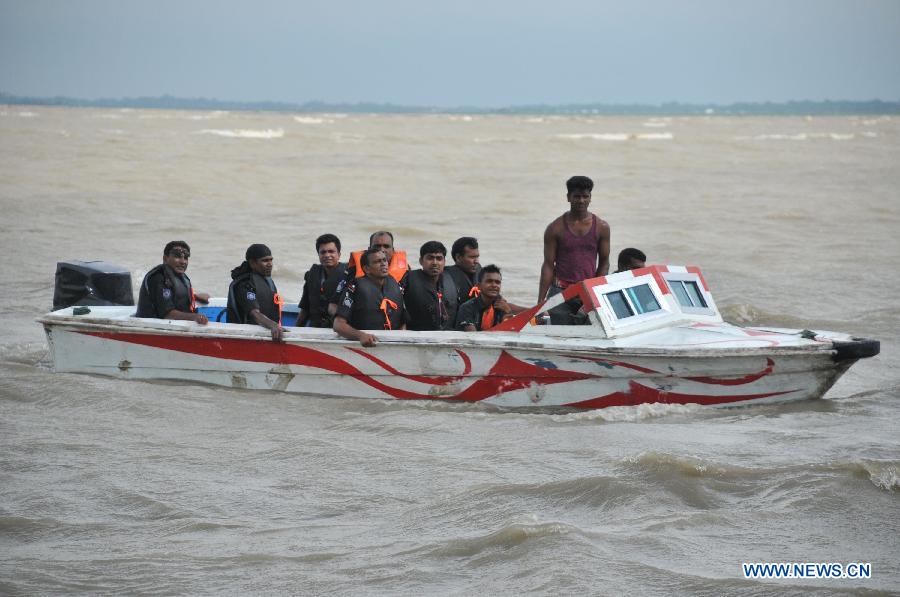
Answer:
[1,107,898,595]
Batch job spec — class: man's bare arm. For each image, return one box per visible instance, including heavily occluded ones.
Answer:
[250,308,285,342]
[538,221,559,303]
[333,315,377,347]
[596,219,611,276]
[163,309,208,325]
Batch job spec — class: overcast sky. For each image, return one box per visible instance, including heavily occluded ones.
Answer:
[2,0,898,107]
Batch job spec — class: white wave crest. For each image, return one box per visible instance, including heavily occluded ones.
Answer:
[549,401,703,422]
[556,132,673,141]
[637,132,673,140]
[864,461,899,492]
[293,116,332,124]
[642,120,669,128]
[861,131,879,138]
[196,128,284,139]
[17,111,39,118]
[189,111,229,120]
[737,132,863,141]
[332,132,364,143]
[557,133,630,141]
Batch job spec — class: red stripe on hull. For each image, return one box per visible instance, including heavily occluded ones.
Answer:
[80,332,599,404]
[564,380,797,409]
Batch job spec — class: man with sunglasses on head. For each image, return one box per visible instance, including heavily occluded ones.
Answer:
[136,240,209,324]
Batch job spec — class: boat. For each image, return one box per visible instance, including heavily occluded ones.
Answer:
[37,264,879,410]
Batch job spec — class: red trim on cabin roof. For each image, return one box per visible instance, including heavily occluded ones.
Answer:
[686,266,709,291]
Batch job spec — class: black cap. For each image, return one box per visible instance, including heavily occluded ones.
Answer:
[245,244,272,261]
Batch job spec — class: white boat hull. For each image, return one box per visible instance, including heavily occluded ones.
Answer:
[41,314,862,410]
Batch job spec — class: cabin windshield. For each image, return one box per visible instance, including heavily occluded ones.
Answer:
[603,283,662,320]
[669,280,708,308]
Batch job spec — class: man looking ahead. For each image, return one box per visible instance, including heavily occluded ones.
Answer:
[538,175,610,324]
[296,233,347,328]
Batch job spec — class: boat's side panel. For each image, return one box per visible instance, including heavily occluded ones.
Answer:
[43,324,848,409]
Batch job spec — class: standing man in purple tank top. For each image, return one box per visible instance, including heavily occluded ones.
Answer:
[538,175,610,324]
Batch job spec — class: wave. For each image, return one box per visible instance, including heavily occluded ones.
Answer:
[332,132,365,143]
[736,133,866,141]
[187,110,229,120]
[642,120,669,128]
[473,137,518,144]
[555,132,673,141]
[424,517,586,558]
[293,116,331,124]
[195,128,284,139]
[623,452,900,493]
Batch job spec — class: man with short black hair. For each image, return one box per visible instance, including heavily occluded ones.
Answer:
[334,248,406,347]
[404,241,458,331]
[297,233,347,328]
[539,175,610,324]
[227,244,286,341]
[615,248,646,273]
[136,241,209,324]
[445,236,482,306]
[455,264,516,332]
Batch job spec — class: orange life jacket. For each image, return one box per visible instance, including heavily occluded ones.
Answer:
[480,304,496,331]
[350,250,408,284]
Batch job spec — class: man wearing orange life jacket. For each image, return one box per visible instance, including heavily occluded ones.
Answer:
[455,264,514,332]
[334,247,406,347]
[226,243,286,342]
[347,231,410,286]
[444,236,483,307]
[329,230,410,318]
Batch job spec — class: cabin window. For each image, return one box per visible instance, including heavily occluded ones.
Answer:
[669,280,708,308]
[604,284,661,320]
[606,290,634,319]
[626,284,661,314]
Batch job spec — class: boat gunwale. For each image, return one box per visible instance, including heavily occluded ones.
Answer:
[37,312,844,359]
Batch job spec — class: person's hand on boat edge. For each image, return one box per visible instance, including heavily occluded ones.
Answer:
[194,292,210,304]
[358,332,378,348]
[269,324,287,342]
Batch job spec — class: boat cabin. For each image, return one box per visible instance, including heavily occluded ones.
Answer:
[510,265,722,339]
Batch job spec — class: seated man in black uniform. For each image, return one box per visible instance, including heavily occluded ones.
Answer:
[455,264,520,332]
[296,233,347,328]
[333,247,406,347]
[226,243,286,342]
[136,240,209,324]
[404,240,458,331]
[444,236,482,306]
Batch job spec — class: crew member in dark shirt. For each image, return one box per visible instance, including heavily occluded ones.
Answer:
[404,240,458,331]
[226,243,286,341]
[334,248,406,347]
[444,236,482,306]
[455,264,517,332]
[297,233,347,328]
[135,240,209,324]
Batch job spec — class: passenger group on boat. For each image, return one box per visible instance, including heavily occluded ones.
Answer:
[135,175,648,346]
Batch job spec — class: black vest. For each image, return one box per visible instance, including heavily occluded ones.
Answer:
[136,264,193,318]
[404,270,458,331]
[445,264,481,306]
[227,271,279,324]
[302,262,347,327]
[348,276,405,330]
